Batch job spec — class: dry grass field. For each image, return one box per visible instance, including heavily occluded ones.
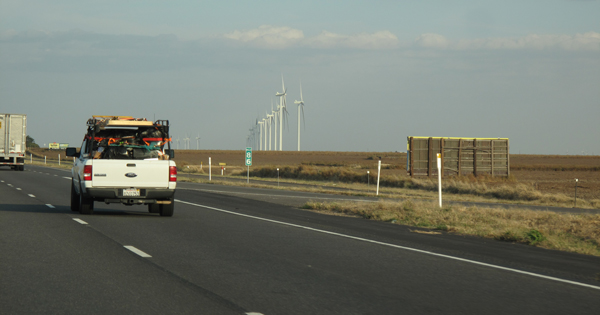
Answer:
[28,148,600,202]
[172,150,599,201]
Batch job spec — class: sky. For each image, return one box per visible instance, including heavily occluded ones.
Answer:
[1,0,599,155]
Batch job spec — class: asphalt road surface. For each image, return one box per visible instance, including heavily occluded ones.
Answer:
[1,165,599,314]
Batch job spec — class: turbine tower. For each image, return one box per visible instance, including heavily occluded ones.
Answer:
[276,76,288,151]
[272,99,278,151]
[294,82,306,151]
[196,134,201,150]
[266,110,274,151]
[258,120,264,150]
[183,134,190,150]
[262,118,267,151]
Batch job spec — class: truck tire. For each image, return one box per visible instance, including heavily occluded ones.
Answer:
[79,188,94,215]
[159,198,174,217]
[71,180,80,212]
[148,203,160,213]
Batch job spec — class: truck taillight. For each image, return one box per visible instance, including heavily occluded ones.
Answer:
[169,166,177,182]
[83,165,92,181]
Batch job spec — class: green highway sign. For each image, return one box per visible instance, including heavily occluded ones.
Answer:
[245,147,252,166]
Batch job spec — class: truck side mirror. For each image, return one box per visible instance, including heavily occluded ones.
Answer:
[65,147,79,157]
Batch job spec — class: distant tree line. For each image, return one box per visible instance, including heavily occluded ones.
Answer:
[27,135,39,148]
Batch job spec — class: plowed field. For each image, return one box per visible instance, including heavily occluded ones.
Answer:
[29,148,600,201]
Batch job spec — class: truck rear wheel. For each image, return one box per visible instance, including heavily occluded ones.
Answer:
[79,188,94,215]
[159,198,174,217]
[71,180,80,212]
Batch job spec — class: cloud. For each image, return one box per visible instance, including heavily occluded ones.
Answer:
[414,33,449,49]
[308,30,398,49]
[415,32,600,51]
[223,25,304,49]
[223,25,398,50]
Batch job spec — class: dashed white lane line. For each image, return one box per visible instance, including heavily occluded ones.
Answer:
[7,184,13,187]
[63,177,71,180]
[16,188,21,191]
[46,204,55,208]
[73,218,88,225]
[28,194,36,198]
[124,246,152,258]
[177,199,600,291]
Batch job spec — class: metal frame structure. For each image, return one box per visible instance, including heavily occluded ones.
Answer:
[407,137,510,178]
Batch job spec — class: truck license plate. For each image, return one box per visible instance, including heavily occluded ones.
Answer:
[123,188,140,197]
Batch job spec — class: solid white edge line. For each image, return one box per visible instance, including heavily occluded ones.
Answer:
[176,199,600,291]
[73,218,88,225]
[124,246,152,258]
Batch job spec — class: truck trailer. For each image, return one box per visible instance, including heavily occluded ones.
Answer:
[0,114,27,171]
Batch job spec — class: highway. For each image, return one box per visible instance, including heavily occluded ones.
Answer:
[1,165,599,314]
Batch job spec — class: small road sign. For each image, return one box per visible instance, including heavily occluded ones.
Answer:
[245,147,252,166]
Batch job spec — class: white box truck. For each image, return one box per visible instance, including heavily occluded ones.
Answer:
[0,114,27,171]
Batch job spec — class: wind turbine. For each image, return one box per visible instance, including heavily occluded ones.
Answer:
[276,75,289,151]
[249,126,255,149]
[271,99,278,151]
[262,118,268,151]
[184,134,190,150]
[294,82,306,151]
[258,120,264,150]
[196,134,201,150]
[266,110,274,151]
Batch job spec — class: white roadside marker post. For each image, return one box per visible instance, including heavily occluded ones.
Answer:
[575,178,578,208]
[209,157,212,181]
[376,160,381,196]
[59,154,61,166]
[437,153,442,208]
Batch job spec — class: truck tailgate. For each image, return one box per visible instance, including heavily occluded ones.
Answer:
[91,160,170,188]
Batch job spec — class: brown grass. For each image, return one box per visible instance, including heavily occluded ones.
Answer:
[303,200,600,256]
[241,165,599,208]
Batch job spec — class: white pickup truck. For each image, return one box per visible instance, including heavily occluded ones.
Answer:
[66,116,177,216]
